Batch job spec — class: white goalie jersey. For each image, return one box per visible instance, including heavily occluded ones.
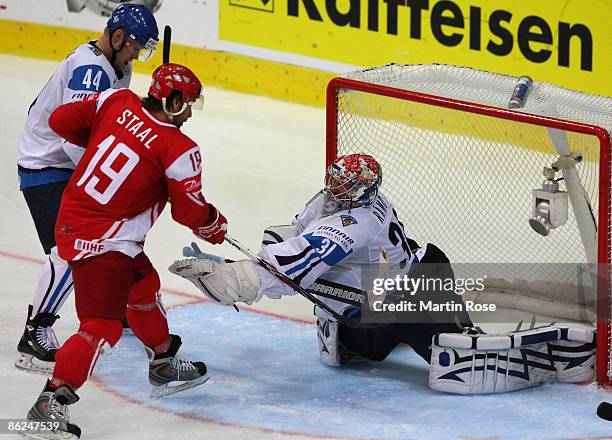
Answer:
[257,191,424,315]
[18,42,131,173]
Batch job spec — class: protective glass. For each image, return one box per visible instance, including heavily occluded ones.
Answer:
[132,37,158,62]
[189,92,205,111]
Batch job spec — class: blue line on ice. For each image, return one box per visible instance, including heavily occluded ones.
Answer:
[96,302,612,440]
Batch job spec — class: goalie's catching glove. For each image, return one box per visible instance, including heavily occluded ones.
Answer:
[169,257,260,306]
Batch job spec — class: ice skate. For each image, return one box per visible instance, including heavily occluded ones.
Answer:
[146,334,209,398]
[15,305,60,375]
[21,380,81,439]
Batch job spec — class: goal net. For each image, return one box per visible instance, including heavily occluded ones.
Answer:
[326,64,612,386]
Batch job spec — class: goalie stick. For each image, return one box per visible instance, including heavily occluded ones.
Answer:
[222,235,380,329]
[162,25,171,64]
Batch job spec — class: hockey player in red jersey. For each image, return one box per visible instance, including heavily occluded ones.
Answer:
[21,63,226,440]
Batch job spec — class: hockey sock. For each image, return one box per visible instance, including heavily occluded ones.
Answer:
[32,247,73,316]
[126,269,170,354]
[52,318,122,389]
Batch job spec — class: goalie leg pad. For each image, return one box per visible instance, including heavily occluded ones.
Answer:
[429,324,595,394]
[315,306,376,366]
[197,260,261,306]
[550,327,595,383]
[429,342,557,394]
[315,306,341,366]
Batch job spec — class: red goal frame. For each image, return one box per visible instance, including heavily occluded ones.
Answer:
[326,76,612,387]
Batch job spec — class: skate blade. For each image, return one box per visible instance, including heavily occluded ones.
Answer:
[149,373,210,398]
[19,429,78,440]
[15,353,54,376]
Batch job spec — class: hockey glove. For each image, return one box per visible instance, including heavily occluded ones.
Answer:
[194,206,227,244]
[169,258,260,306]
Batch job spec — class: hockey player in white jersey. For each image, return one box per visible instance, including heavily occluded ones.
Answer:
[16,3,159,374]
[172,153,596,394]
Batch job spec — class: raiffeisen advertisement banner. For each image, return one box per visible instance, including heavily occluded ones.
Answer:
[219,0,611,96]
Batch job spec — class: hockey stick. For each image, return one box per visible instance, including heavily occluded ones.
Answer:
[162,25,172,64]
[222,235,377,328]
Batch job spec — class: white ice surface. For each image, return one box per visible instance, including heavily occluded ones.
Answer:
[0,55,610,440]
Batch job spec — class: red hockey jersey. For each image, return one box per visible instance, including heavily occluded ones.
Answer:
[49,88,215,261]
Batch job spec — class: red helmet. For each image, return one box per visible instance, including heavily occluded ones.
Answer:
[148,63,204,110]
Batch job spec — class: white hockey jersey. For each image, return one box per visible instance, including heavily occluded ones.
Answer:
[18,42,131,185]
[258,191,425,315]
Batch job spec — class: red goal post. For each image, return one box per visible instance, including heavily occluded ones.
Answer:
[325,64,612,386]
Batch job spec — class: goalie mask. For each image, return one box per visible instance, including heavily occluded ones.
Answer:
[324,154,382,209]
